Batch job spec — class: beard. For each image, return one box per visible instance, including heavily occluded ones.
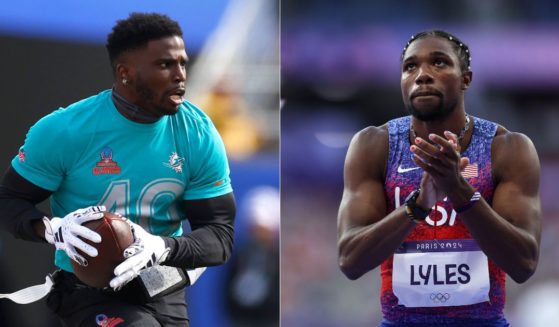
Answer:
[405,95,456,122]
[133,75,178,117]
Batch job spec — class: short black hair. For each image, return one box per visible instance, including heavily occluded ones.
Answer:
[401,30,471,73]
[106,12,183,72]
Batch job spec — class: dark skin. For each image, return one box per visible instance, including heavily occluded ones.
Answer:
[337,36,541,284]
[32,35,192,241]
[115,35,189,121]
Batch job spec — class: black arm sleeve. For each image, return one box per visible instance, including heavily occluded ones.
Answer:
[162,192,236,269]
[0,165,53,242]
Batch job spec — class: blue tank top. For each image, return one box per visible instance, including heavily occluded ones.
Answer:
[381,115,506,324]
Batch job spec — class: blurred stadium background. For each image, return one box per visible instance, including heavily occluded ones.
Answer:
[0,1,278,326]
[281,1,559,326]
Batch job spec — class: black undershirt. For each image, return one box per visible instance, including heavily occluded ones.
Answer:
[111,89,160,123]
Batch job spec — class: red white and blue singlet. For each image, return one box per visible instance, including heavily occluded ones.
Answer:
[381,115,506,325]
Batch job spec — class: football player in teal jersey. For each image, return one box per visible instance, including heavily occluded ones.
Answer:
[0,13,236,326]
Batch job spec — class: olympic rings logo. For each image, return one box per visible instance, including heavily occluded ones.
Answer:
[430,292,451,303]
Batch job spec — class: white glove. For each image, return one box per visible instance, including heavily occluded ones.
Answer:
[110,220,170,290]
[43,206,105,267]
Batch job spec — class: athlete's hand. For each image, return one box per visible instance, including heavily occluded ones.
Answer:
[43,206,105,267]
[411,131,469,194]
[411,131,469,203]
[110,220,170,290]
[417,171,445,209]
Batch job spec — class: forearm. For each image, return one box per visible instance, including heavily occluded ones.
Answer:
[0,191,49,242]
[459,199,539,283]
[162,223,234,268]
[164,193,236,269]
[338,206,416,280]
[0,166,53,242]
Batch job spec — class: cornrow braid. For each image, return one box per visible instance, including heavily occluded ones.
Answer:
[401,30,472,72]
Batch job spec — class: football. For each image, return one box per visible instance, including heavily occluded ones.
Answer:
[71,212,134,288]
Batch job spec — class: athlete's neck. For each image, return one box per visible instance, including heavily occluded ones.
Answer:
[410,110,473,150]
[111,89,161,124]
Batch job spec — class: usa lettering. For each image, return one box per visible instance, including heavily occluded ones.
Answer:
[394,186,457,226]
[410,264,471,285]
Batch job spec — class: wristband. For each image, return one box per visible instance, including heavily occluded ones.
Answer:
[404,189,432,223]
[455,191,481,213]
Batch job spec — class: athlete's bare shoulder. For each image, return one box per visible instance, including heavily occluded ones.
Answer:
[350,124,389,150]
[345,124,390,181]
[491,125,539,183]
[492,125,537,158]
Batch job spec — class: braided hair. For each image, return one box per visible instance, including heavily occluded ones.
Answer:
[401,30,472,72]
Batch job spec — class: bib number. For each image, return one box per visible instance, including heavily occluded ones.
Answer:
[392,240,490,307]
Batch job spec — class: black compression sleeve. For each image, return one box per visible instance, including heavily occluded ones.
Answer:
[0,165,52,242]
[162,192,236,268]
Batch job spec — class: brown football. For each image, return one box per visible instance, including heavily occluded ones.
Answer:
[71,212,134,288]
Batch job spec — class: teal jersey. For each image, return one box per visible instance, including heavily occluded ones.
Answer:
[12,90,233,272]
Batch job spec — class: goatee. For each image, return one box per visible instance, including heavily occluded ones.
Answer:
[406,102,455,122]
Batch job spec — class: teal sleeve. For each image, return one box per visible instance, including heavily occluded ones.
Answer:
[11,110,68,191]
[184,116,233,200]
